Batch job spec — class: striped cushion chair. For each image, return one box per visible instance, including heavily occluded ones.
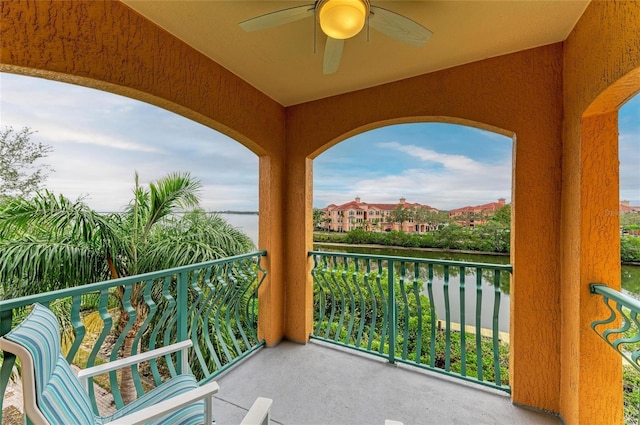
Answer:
[0,303,220,425]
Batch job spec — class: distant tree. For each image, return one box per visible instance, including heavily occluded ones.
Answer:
[491,204,511,228]
[0,126,52,199]
[390,205,412,229]
[313,208,326,230]
[621,212,640,229]
[413,207,450,229]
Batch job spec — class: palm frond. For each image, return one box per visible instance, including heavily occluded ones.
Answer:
[0,191,125,267]
[0,239,109,297]
[138,211,254,272]
[143,172,202,238]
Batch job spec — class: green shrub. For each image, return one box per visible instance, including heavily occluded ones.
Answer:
[622,236,640,263]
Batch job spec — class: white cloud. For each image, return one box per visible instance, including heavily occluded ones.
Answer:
[39,123,162,153]
[377,141,486,172]
[1,72,260,211]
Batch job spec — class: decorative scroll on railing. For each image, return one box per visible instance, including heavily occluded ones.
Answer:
[309,251,512,392]
[590,283,640,371]
[0,251,266,416]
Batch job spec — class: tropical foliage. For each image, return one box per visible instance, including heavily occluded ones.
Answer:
[0,171,254,403]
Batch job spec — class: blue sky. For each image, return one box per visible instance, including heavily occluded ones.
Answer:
[1,72,638,212]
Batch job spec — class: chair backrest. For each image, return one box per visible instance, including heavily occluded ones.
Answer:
[3,303,97,425]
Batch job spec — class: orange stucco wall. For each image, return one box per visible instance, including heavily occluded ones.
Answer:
[0,0,288,346]
[2,0,640,423]
[561,1,640,424]
[287,44,565,412]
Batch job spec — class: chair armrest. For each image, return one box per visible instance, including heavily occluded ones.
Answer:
[240,397,273,425]
[77,340,192,388]
[102,380,219,425]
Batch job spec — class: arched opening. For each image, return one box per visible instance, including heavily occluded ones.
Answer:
[311,120,515,389]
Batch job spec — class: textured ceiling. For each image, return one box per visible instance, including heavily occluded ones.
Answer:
[122,1,590,106]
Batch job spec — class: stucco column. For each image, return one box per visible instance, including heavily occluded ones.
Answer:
[258,154,286,345]
[560,112,622,424]
[509,121,563,412]
[283,155,314,343]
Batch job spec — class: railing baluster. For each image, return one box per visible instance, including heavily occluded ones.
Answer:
[475,268,484,382]
[176,270,188,373]
[110,283,136,408]
[427,263,436,368]
[192,267,215,378]
[388,259,396,364]
[444,265,451,372]
[364,258,376,351]
[214,267,234,364]
[354,259,366,347]
[323,257,338,340]
[400,262,410,360]
[492,270,502,386]
[66,295,85,363]
[344,257,357,344]
[225,265,243,356]
[459,266,466,377]
[413,263,423,364]
[150,275,176,382]
[376,258,388,354]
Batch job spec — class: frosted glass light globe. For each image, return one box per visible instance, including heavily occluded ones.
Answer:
[319,0,367,40]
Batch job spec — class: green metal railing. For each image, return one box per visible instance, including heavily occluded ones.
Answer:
[590,283,640,370]
[0,250,266,417]
[590,283,640,424]
[309,251,512,392]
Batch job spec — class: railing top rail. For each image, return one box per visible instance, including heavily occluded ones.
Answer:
[0,250,267,312]
[308,250,512,272]
[590,283,640,310]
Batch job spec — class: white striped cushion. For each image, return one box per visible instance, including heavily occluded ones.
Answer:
[5,303,60,398]
[41,356,96,424]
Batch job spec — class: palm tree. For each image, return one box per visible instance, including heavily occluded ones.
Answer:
[0,171,254,403]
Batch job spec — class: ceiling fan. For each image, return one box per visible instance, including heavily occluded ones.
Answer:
[239,0,433,75]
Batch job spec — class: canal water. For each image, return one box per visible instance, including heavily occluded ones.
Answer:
[313,243,640,334]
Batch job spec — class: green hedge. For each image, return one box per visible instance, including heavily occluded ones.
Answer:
[316,228,640,262]
[318,224,510,253]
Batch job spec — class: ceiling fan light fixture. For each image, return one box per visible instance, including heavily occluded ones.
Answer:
[318,0,368,40]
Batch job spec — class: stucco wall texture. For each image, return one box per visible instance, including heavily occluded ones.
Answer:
[1,0,639,423]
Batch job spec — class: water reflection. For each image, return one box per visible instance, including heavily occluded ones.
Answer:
[317,245,511,333]
[424,264,510,333]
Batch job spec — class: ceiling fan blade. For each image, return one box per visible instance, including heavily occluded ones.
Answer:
[323,37,344,75]
[239,4,315,32]
[369,6,433,48]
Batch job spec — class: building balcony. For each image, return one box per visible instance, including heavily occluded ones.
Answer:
[0,251,592,424]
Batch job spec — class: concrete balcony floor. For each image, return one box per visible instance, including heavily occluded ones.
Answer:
[212,340,562,425]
